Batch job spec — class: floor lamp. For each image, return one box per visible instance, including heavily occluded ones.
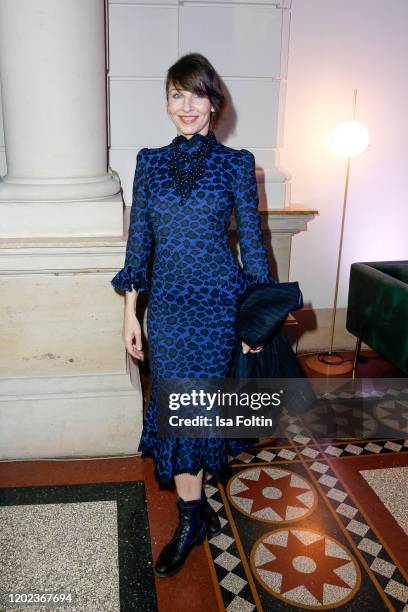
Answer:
[306,89,370,375]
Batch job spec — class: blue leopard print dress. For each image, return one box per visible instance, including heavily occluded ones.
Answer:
[111,129,275,488]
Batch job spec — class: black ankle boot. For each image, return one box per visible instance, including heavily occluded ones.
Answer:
[154,497,206,578]
[201,492,222,537]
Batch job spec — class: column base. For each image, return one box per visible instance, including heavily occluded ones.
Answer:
[0,172,121,201]
[0,235,146,460]
[0,193,124,238]
[0,372,143,460]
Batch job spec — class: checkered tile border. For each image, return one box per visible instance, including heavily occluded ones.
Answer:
[205,475,256,611]
[321,439,408,457]
[308,459,408,610]
[317,386,408,401]
[230,446,300,466]
[229,436,408,467]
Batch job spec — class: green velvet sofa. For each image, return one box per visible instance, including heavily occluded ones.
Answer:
[346,261,408,374]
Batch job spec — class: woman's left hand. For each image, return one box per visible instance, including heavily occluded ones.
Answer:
[242,341,263,354]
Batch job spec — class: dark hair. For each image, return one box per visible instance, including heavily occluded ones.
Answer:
[166,53,226,129]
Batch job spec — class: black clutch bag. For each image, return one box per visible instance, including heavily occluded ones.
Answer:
[230,281,316,415]
[235,281,303,347]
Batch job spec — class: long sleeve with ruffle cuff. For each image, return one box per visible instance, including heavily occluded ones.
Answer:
[110,147,153,294]
[111,264,151,293]
[234,150,277,286]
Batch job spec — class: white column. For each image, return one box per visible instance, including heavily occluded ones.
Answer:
[0,0,122,238]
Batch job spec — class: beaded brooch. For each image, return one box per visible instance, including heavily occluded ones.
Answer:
[168,130,217,204]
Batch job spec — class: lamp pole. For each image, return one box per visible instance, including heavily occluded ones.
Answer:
[306,90,369,375]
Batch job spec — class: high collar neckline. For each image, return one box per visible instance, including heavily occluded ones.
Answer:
[173,129,217,148]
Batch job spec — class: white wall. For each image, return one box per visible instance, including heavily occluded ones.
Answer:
[283,0,408,308]
[107,0,291,208]
[0,85,5,175]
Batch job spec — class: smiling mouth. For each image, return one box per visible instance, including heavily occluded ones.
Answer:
[179,116,198,123]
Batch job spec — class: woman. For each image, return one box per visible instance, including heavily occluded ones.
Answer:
[111,53,275,577]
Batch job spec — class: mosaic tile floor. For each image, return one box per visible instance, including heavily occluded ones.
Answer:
[205,417,408,611]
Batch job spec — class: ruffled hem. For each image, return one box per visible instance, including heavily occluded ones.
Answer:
[110,264,150,293]
[138,447,231,490]
[138,437,255,490]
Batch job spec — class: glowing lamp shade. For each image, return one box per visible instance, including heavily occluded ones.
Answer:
[331,121,370,158]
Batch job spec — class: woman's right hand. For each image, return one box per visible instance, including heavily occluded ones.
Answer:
[123,311,144,361]
[241,341,263,354]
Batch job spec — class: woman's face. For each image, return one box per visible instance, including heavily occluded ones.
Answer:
[167,81,214,138]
